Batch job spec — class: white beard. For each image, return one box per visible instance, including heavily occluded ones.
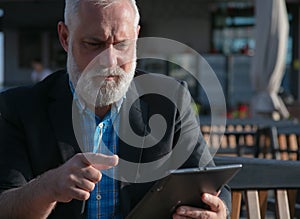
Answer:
[67,41,136,108]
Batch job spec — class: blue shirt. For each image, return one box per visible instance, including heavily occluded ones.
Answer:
[69,81,123,219]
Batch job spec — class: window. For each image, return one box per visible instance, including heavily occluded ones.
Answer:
[211,5,255,55]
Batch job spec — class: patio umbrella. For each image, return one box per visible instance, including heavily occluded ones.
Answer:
[250,0,290,119]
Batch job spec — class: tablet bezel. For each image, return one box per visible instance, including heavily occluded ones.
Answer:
[126,164,242,219]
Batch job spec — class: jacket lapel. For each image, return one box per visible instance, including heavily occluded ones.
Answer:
[118,81,150,217]
[118,79,149,172]
[118,99,148,163]
[47,73,81,162]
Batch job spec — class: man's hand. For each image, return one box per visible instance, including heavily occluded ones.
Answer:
[173,193,227,219]
[42,153,119,203]
[0,153,119,219]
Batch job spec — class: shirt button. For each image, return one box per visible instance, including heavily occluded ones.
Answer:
[96,194,102,200]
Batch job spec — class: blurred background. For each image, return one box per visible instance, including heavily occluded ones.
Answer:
[0,0,299,119]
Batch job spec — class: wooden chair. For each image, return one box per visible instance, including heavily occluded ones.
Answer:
[256,125,300,160]
[200,117,297,158]
[255,124,300,218]
[214,156,300,219]
[201,124,257,157]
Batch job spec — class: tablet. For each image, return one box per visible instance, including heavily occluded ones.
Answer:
[126,164,242,219]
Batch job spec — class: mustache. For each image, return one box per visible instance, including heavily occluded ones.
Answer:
[83,66,124,78]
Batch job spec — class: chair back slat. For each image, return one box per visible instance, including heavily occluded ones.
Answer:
[231,191,242,219]
[275,190,291,219]
[245,190,261,219]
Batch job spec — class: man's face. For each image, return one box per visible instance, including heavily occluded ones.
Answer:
[60,0,139,107]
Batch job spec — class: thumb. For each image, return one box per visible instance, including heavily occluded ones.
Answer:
[82,153,119,170]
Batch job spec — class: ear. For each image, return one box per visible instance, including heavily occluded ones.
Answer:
[57,21,69,52]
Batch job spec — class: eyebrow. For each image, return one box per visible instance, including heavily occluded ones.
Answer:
[83,37,104,42]
[83,36,131,44]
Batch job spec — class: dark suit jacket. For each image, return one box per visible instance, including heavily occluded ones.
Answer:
[0,70,230,218]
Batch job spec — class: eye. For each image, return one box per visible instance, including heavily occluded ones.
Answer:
[114,41,130,50]
[83,41,105,49]
[86,42,99,46]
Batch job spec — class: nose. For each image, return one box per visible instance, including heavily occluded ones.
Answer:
[98,45,117,68]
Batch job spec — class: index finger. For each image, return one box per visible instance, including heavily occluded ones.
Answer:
[83,153,119,169]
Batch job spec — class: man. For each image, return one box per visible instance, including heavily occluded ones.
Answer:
[0,0,230,218]
[31,58,52,83]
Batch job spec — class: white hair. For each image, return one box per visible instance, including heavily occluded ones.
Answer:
[64,0,140,30]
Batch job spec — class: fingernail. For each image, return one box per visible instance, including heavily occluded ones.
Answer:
[178,207,186,214]
[203,193,211,201]
[113,155,119,165]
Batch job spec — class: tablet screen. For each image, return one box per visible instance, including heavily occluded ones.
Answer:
[126,164,242,219]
